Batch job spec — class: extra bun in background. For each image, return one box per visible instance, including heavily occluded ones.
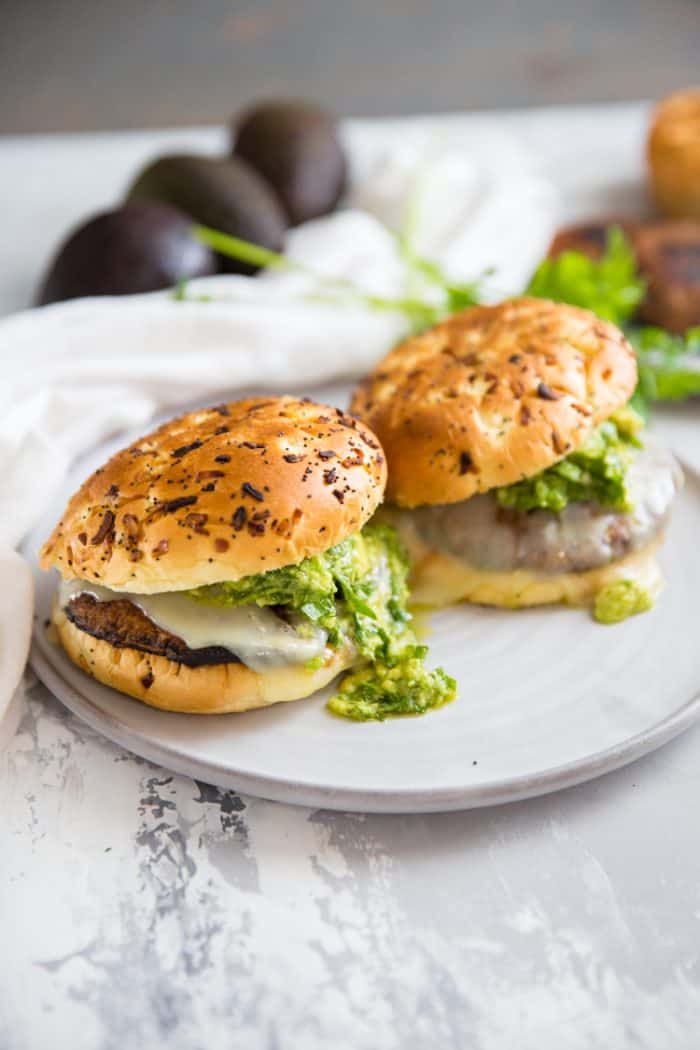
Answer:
[350,298,637,508]
[648,88,700,220]
[41,397,387,593]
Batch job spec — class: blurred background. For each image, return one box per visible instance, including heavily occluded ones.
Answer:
[1,0,699,134]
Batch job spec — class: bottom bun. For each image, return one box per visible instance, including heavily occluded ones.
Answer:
[405,541,663,610]
[53,603,356,714]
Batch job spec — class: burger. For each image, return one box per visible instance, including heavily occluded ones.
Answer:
[351,298,682,623]
[40,397,454,719]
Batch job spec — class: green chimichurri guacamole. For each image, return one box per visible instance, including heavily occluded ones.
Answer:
[189,523,456,721]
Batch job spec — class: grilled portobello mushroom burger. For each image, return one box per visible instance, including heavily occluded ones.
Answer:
[41,397,454,720]
[351,299,682,623]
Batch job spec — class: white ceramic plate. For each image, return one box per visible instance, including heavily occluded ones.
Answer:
[25,392,700,813]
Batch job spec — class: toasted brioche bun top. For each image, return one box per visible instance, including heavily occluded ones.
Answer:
[350,298,637,508]
[41,397,387,593]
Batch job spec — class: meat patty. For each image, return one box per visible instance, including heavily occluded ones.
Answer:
[408,441,681,575]
[548,218,700,333]
[548,218,639,260]
[634,222,700,333]
[65,593,241,667]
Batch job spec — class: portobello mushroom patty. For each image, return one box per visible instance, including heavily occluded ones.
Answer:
[65,591,243,668]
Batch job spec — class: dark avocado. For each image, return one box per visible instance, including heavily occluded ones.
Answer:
[126,154,287,273]
[232,100,347,226]
[37,201,217,305]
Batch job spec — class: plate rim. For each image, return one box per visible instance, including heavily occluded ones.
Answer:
[29,639,700,814]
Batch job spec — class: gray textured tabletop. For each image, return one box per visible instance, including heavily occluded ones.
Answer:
[2,4,700,1043]
[5,679,700,1048]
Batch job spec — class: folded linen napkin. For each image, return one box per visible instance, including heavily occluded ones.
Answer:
[0,127,559,736]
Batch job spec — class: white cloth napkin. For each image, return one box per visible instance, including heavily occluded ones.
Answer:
[0,549,33,744]
[0,130,559,735]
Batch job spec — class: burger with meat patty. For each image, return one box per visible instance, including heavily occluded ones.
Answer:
[351,298,682,623]
[40,396,455,720]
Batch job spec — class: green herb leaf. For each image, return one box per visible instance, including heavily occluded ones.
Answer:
[526,227,645,326]
[629,326,700,406]
[194,225,299,274]
[398,241,482,313]
[192,224,452,330]
[395,163,484,318]
[189,223,482,334]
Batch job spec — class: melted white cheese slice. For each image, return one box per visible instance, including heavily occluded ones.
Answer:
[404,540,662,610]
[59,579,328,672]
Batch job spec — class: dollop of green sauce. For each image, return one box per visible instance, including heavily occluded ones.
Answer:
[328,650,456,722]
[495,406,643,514]
[593,580,654,624]
[188,523,456,721]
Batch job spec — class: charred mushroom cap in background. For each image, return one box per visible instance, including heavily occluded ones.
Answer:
[633,221,700,334]
[408,442,680,575]
[547,218,641,261]
[548,219,700,333]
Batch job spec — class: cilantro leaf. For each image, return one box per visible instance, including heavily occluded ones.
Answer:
[526,227,645,326]
[629,326,700,406]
